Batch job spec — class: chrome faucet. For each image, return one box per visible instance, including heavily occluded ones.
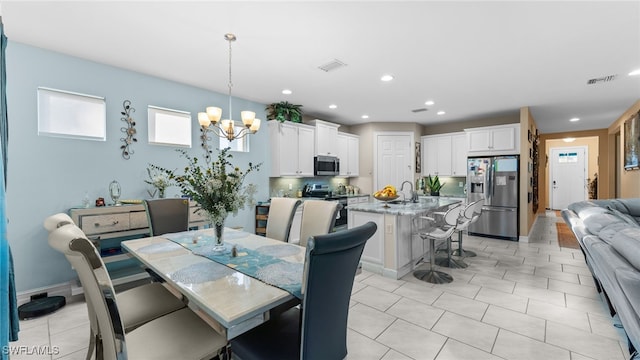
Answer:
[401,181,419,203]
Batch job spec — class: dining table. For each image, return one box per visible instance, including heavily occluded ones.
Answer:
[121,227,306,340]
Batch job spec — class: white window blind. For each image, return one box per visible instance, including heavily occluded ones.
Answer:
[148,106,192,147]
[37,87,106,141]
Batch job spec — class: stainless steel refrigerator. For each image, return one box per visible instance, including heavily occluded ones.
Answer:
[467,155,519,241]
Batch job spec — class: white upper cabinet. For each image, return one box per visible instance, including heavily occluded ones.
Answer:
[465,124,520,156]
[268,121,315,177]
[309,119,340,156]
[422,132,466,177]
[451,133,468,176]
[337,132,359,177]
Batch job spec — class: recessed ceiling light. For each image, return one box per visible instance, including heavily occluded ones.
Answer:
[329,104,337,109]
[437,111,446,115]
[629,69,640,76]
[361,115,369,119]
[380,74,394,82]
[570,117,580,122]
[425,100,435,106]
[282,89,292,95]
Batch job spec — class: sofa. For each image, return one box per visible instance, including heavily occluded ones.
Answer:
[562,199,640,358]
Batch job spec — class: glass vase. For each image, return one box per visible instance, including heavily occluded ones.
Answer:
[212,222,226,254]
[158,188,165,198]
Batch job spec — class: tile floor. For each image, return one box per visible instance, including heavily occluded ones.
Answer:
[11,211,632,360]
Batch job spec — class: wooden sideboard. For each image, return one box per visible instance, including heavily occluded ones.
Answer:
[69,201,209,285]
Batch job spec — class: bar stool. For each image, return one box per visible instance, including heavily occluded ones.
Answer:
[413,204,463,284]
[451,199,484,257]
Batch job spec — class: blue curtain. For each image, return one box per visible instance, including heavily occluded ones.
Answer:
[0,18,18,360]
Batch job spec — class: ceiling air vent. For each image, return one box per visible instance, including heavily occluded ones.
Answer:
[412,108,428,113]
[318,59,347,72]
[587,74,617,85]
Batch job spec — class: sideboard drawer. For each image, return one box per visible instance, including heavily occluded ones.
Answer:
[81,213,130,235]
[129,211,148,229]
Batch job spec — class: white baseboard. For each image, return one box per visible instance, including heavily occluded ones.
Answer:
[16,281,76,306]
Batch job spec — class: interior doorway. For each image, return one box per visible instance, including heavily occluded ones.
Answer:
[549,146,588,210]
[374,132,414,196]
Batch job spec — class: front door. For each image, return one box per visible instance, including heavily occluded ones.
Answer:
[375,133,414,197]
[550,146,587,210]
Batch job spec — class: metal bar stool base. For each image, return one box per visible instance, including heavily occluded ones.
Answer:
[451,249,477,258]
[413,269,453,284]
[435,257,469,269]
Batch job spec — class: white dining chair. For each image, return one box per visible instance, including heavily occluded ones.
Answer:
[298,200,341,247]
[44,213,187,359]
[45,218,227,359]
[266,197,302,242]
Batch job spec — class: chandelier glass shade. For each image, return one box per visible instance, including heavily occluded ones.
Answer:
[198,33,260,144]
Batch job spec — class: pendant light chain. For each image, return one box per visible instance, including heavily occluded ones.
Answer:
[227,35,233,120]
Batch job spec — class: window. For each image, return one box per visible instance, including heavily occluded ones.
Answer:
[219,123,249,152]
[148,106,192,147]
[37,87,106,141]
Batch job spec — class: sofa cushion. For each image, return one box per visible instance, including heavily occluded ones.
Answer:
[583,213,626,235]
[609,227,640,271]
[607,207,640,227]
[599,222,638,245]
[568,201,609,219]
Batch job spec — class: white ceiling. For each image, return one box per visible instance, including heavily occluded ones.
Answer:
[2,1,640,134]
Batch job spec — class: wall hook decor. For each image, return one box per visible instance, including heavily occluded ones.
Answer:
[119,100,137,159]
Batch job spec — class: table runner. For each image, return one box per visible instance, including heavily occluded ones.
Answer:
[162,230,304,299]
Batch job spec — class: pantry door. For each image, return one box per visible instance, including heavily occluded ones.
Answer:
[374,132,414,198]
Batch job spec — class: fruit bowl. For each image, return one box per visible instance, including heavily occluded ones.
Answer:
[373,194,400,208]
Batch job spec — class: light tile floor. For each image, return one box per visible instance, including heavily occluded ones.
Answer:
[11,211,632,360]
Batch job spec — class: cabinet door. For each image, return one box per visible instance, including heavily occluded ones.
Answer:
[423,137,439,176]
[451,133,468,176]
[467,129,492,153]
[297,126,315,176]
[278,123,300,176]
[435,136,452,176]
[491,126,517,151]
[347,135,359,176]
[315,123,338,156]
[423,136,451,176]
[336,134,349,176]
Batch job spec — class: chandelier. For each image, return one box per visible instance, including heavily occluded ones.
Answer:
[198,33,260,145]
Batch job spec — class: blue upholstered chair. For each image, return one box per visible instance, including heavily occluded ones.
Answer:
[230,221,378,360]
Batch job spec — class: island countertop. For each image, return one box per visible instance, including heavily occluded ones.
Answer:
[348,197,461,216]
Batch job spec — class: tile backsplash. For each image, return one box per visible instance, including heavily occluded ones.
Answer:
[420,176,466,197]
[268,177,350,199]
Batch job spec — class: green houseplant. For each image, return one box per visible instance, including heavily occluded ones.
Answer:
[265,101,303,123]
[425,174,445,196]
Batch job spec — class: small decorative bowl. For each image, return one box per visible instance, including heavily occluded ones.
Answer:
[373,194,400,208]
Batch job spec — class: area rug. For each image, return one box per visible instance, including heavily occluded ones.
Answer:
[556,222,581,249]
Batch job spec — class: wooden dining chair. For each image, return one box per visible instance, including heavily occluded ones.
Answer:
[44,213,187,359]
[266,197,302,242]
[143,198,190,236]
[298,200,341,247]
[230,221,378,360]
[45,217,227,359]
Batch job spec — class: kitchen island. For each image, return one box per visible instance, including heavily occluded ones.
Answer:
[348,197,461,279]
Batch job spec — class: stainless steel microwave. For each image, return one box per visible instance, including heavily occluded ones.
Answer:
[314,155,340,176]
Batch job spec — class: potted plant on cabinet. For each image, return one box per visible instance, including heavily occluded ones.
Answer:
[426,174,444,196]
[265,101,303,123]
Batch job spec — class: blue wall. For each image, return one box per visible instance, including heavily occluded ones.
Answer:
[5,42,270,292]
